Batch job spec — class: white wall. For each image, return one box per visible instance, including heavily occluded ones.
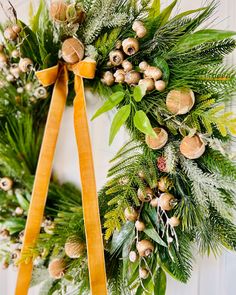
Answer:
[0,0,236,294]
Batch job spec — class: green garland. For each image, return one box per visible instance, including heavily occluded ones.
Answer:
[0,0,236,294]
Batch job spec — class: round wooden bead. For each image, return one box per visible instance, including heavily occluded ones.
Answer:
[122,38,139,56]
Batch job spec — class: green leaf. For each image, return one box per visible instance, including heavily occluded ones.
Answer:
[15,190,29,211]
[109,105,131,145]
[133,111,157,138]
[153,57,170,83]
[91,91,125,120]
[172,7,207,21]
[159,0,178,26]
[133,85,147,102]
[154,268,167,295]
[177,29,236,52]
[149,0,161,18]
[30,0,44,32]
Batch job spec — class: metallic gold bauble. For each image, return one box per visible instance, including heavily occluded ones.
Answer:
[168,216,180,227]
[109,50,124,66]
[136,240,154,257]
[135,220,146,232]
[101,71,115,86]
[144,66,162,80]
[155,80,166,92]
[62,38,84,64]
[0,177,13,191]
[48,258,66,279]
[159,193,175,211]
[124,207,138,221]
[125,70,141,85]
[139,78,155,91]
[139,267,149,279]
[180,135,205,159]
[137,187,153,202]
[65,237,85,258]
[50,0,68,22]
[166,89,195,115]
[4,27,18,41]
[122,38,139,56]
[145,127,168,150]
[19,58,33,72]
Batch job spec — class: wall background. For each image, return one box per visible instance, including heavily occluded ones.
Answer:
[0,0,236,294]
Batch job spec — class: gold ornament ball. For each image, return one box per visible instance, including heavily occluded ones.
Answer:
[65,237,85,258]
[155,80,166,92]
[139,78,155,91]
[122,38,139,56]
[180,134,205,159]
[145,66,162,80]
[159,193,175,211]
[50,0,68,22]
[62,37,84,64]
[139,267,149,279]
[4,27,18,41]
[124,207,138,222]
[109,50,124,66]
[122,60,133,72]
[150,198,158,208]
[48,258,66,279]
[125,71,141,85]
[19,58,33,72]
[102,71,115,86]
[166,89,195,115]
[136,240,154,257]
[129,251,138,263]
[137,187,153,202]
[135,220,146,232]
[169,216,180,227]
[0,177,13,191]
[145,127,168,150]
[139,61,149,72]
[12,24,21,34]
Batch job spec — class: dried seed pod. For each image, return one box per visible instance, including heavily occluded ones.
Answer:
[125,70,141,85]
[10,65,21,78]
[168,216,180,227]
[122,60,133,72]
[11,249,21,262]
[0,177,13,191]
[139,78,155,91]
[122,38,139,56]
[145,127,168,150]
[0,53,7,63]
[11,49,20,59]
[180,134,205,159]
[4,27,18,41]
[19,230,25,242]
[150,198,158,208]
[124,207,138,221]
[159,193,175,211]
[158,177,169,192]
[136,240,154,257]
[139,267,149,279]
[12,24,21,34]
[44,222,55,235]
[139,61,149,72]
[137,187,153,202]
[155,80,166,92]
[19,58,33,72]
[132,20,144,31]
[136,26,147,38]
[50,0,68,22]
[6,74,14,82]
[48,258,66,279]
[62,38,84,64]
[66,4,85,24]
[135,220,146,232]
[0,229,10,238]
[115,40,122,49]
[114,69,125,77]
[138,170,145,179]
[101,71,115,86]
[129,251,138,262]
[65,236,86,258]
[166,89,195,115]
[115,73,125,83]
[145,66,162,80]
[15,207,24,216]
[109,50,124,66]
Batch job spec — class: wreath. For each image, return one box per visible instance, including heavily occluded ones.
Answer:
[1,0,236,294]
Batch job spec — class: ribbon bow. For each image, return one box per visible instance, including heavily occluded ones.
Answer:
[15,60,108,295]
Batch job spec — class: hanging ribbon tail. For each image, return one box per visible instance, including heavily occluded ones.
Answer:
[15,64,68,295]
[73,66,108,294]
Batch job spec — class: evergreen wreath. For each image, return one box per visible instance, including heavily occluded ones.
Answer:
[0,0,236,294]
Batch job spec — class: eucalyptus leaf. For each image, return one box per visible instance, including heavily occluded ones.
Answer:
[133,110,157,138]
[109,105,131,145]
[133,85,147,102]
[154,268,167,295]
[91,91,125,120]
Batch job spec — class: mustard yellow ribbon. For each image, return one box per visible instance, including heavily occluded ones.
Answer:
[15,60,107,295]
